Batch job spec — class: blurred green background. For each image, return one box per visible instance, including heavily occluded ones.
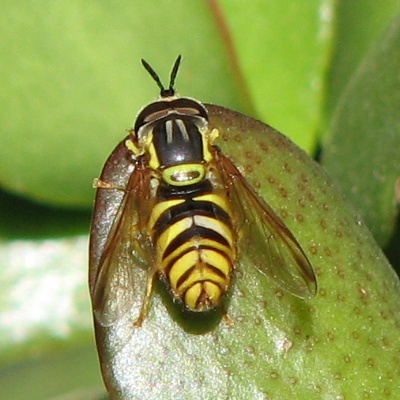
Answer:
[1,1,400,398]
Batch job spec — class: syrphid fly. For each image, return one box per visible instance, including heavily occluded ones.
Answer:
[89,56,317,328]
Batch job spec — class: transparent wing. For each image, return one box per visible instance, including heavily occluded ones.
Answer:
[91,162,154,326]
[215,150,317,299]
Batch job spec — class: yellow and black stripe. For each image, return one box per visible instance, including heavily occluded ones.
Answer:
[128,56,237,313]
[148,179,236,311]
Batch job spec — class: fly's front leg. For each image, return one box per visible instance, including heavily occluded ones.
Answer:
[93,178,127,191]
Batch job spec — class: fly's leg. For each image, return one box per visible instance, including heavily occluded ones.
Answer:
[222,311,234,326]
[133,265,158,327]
[93,178,126,191]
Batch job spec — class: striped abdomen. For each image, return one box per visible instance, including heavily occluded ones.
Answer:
[148,180,236,311]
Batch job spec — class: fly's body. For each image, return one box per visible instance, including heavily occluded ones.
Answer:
[90,56,317,328]
[149,179,235,310]
[135,93,237,311]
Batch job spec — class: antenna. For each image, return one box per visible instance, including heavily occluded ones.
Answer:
[141,55,182,98]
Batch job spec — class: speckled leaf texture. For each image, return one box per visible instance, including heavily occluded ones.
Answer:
[88,106,400,399]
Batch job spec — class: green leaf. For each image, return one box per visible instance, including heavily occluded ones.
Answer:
[326,0,400,115]
[0,0,332,208]
[93,106,400,399]
[218,0,335,151]
[0,1,238,208]
[0,344,105,400]
[322,14,400,246]
[0,236,105,398]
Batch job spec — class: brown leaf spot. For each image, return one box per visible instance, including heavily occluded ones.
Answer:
[344,355,352,363]
[279,187,288,197]
[296,213,304,222]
